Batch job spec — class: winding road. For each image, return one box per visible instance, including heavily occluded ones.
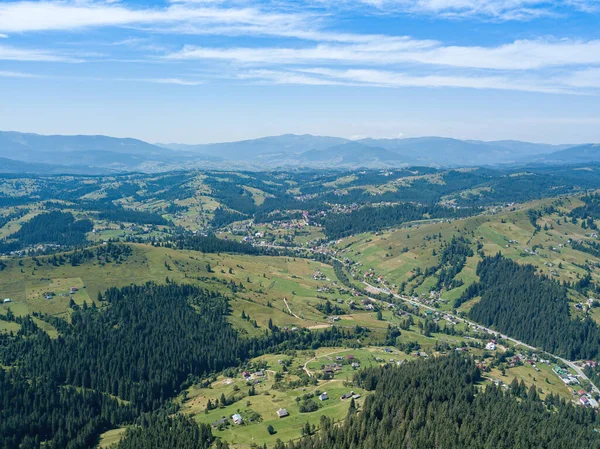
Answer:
[364,281,600,395]
[260,242,600,395]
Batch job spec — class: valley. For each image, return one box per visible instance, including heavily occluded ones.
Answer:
[2,167,600,448]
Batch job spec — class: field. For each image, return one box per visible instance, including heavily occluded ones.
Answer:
[0,243,390,336]
[486,362,574,400]
[180,346,414,448]
[96,428,127,449]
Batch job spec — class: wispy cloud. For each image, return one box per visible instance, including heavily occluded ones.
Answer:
[166,38,600,71]
[140,77,205,85]
[562,68,600,88]
[0,44,81,62]
[0,1,312,37]
[238,69,344,85]
[314,0,600,20]
[239,67,580,94]
[0,70,42,78]
[1,0,599,96]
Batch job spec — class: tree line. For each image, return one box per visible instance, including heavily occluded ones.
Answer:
[320,204,479,239]
[458,254,600,360]
[0,211,92,254]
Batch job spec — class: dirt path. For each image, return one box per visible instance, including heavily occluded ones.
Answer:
[303,349,350,377]
[283,297,301,319]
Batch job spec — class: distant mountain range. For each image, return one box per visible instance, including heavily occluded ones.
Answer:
[0,130,597,174]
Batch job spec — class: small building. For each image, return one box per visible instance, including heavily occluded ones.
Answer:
[212,417,227,428]
[351,362,360,369]
[319,392,329,401]
[485,342,497,351]
[241,371,251,379]
[3,298,11,303]
[70,287,78,294]
[277,408,289,418]
[232,413,243,425]
[340,391,354,400]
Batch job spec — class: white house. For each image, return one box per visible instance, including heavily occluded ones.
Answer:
[319,392,329,401]
[231,413,243,425]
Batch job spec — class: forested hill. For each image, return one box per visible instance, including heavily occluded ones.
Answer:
[0,282,373,449]
[282,355,600,449]
[0,211,93,254]
[2,284,243,409]
[459,254,600,360]
[321,203,480,239]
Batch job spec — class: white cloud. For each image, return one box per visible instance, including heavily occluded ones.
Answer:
[0,1,311,38]
[0,44,80,62]
[561,68,600,88]
[316,0,600,20]
[1,0,599,97]
[0,70,42,78]
[112,76,205,85]
[238,67,594,94]
[167,38,600,71]
[238,69,343,85]
[142,77,205,85]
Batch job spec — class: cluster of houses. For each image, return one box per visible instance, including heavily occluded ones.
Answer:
[41,286,78,301]
[212,408,290,429]
[241,369,265,382]
[578,391,599,408]
[7,243,62,257]
[411,293,449,309]
[554,366,580,385]
[313,270,327,281]
[322,362,342,376]
[322,355,362,376]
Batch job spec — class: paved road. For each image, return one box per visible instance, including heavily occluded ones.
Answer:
[364,281,600,395]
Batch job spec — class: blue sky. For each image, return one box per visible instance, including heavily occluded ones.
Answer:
[0,0,599,144]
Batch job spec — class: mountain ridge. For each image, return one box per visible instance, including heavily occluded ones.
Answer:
[0,130,595,173]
